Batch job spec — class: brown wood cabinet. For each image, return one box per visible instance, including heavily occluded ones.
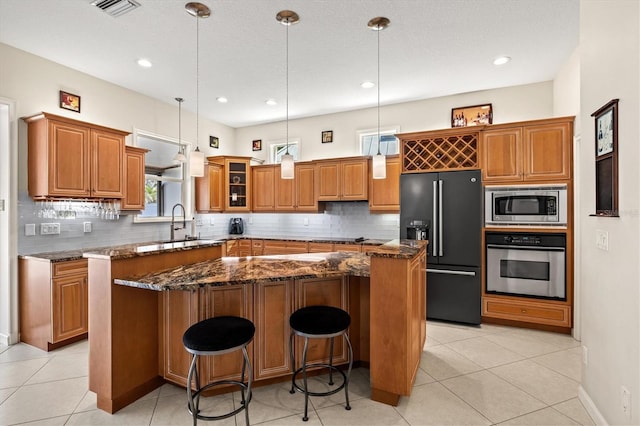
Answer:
[293,276,350,368]
[295,162,318,211]
[121,146,147,210]
[224,157,252,211]
[317,157,368,201]
[481,117,573,183]
[251,163,317,212]
[251,165,276,212]
[19,258,88,351]
[262,240,308,255]
[226,239,252,257]
[195,161,224,213]
[369,247,426,405]
[308,242,334,253]
[482,297,571,328]
[254,280,294,380]
[23,112,127,200]
[368,155,400,212]
[398,128,481,172]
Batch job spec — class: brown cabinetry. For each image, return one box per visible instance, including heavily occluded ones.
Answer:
[262,240,308,255]
[482,297,571,328]
[121,146,147,210]
[251,165,276,212]
[481,118,572,183]
[295,162,318,211]
[226,239,252,257]
[23,112,127,200]
[224,157,251,211]
[250,163,317,212]
[368,155,400,212]
[19,258,88,351]
[398,128,481,173]
[195,161,224,212]
[317,157,368,201]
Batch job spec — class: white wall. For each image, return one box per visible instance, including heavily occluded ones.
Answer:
[236,82,554,162]
[579,1,640,424]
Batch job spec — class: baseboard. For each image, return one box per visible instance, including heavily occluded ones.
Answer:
[578,385,608,426]
[0,331,18,346]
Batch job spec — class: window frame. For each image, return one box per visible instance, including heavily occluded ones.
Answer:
[358,126,400,156]
[269,138,301,164]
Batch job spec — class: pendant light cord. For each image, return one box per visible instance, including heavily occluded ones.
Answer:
[195,14,200,152]
[376,26,381,156]
[285,20,290,155]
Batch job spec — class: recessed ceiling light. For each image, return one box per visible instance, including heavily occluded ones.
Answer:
[137,58,152,68]
[361,81,375,89]
[216,97,228,103]
[265,99,277,106]
[493,56,511,65]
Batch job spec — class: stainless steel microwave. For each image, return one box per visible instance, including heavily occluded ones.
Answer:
[485,185,568,226]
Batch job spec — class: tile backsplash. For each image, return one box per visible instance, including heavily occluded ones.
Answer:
[17,192,400,254]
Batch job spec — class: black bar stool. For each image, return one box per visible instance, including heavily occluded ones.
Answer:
[289,305,353,421]
[182,316,255,425]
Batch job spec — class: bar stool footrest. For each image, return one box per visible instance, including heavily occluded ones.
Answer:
[187,380,252,421]
[290,363,348,397]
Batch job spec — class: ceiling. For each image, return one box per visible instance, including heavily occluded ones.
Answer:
[0,0,579,128]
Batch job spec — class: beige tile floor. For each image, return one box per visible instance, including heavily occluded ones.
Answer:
[0,321,595,425]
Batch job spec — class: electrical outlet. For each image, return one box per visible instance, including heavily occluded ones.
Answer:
[596,229,609,251]
[303,217,309,226]
[25,224,36,236]
[195,218,203,226]
[210,217,215,225]
[83,222,92,233]
[40,223,60,235]
[582,346,588,366]
[248,216,253,225]
[622,386,631,417]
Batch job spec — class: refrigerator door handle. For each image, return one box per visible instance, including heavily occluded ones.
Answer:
[432,180,438,257]
[426,268,476,276]
[438,180,444,257]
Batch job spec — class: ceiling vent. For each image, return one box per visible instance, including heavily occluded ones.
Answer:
[91,0,141,17]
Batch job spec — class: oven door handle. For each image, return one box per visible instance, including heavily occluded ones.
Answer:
[426,268,476,276]
[486,244,565,252]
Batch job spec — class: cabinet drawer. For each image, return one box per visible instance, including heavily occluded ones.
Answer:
[483,297,571,327]
[251,240,264,256]
[52,259,88,277]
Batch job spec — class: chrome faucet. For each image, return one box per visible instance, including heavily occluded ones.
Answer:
[170,203,186,242]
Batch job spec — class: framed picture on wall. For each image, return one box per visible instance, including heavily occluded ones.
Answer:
[451,103,492,127]
[321,130,333,143]
[59,91,81,113]
[591,98,619,216]
[252,139,262,151]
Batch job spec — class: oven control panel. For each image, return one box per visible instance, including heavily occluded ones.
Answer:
[486,232,566,248]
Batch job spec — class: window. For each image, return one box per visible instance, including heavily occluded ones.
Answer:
[358,127,399,156]
[134,130,191,222]
[270,139,300,164]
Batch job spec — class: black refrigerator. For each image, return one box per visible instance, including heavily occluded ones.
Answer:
[400,170,482,325]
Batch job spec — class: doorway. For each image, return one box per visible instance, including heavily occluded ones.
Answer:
[0,98,18,345]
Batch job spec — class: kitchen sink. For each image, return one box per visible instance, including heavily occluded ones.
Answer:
[135,239,223,253]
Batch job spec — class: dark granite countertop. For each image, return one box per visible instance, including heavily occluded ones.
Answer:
[226,234,389,246]
[114,239,427,291]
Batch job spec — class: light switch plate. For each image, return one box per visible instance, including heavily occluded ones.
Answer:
[83,222,92,233]
[41,223,60,235]
[25,224,36,236]
[596,229,609,251]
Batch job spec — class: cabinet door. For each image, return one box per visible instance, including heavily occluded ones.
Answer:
[91,129,125,198]
[252,166,275,211]
[308,242,334,253]
[481,128,523,182]
[293,277,349,367]
[121,146,146,210]
[162,290,199,387]
[369,155,400,212]
[523,122,572,181]
[195,162,224,212]
[49,120,91,197]
[52,273,88,343]
[295,163,318,211]
[254,280,293,380]
[275,166,296,211]
[409,252,426,384]
[341,159,368,200]
[201,285,253,384]
[317,161,340,200]
[225,159,251,211]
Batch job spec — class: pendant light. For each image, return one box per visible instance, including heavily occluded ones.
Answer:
[173,97,187,164]
[368,17,390,179]
[186,2,209,178]
[277,10,299,180]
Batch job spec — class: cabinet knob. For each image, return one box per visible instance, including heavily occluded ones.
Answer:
[521,309,527,313]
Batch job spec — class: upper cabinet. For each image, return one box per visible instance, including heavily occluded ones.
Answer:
[195,160,224,213]
[294,162,318,212]
[251,165,276,212]
[199,156,252,212]
[23,112,128,200]
[480,117,573,183]
[250,162,317,212]
[368,155,400,213]
[316,157,368,201]
[398,128,481,173]
[120,146,148,211]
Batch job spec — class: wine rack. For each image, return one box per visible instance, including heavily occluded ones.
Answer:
[400,130,480,172]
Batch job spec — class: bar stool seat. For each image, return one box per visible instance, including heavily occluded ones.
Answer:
[183,316,255,425]
[289,305,353,422]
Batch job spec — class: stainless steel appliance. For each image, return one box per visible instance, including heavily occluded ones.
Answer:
[486,232,566,300]
[229,217,244,235]
[485,184,567,226]
[400,170,483,325]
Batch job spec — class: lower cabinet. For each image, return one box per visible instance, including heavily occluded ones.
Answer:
[262,240,308,255]
[226,239,252,257]
[482,296,571,328]
[19,258,88,351]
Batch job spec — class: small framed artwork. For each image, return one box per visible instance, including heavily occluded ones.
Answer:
[209,136,219,149]
[451,103,492,127]
[591,98,619,216]
[59,90,81,113]
[321,130,333,143]
[252,139,262,151]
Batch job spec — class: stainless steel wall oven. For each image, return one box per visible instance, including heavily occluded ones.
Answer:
[485,232,566,301]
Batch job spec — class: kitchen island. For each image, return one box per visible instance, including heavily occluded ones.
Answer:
[84,239,426,413]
